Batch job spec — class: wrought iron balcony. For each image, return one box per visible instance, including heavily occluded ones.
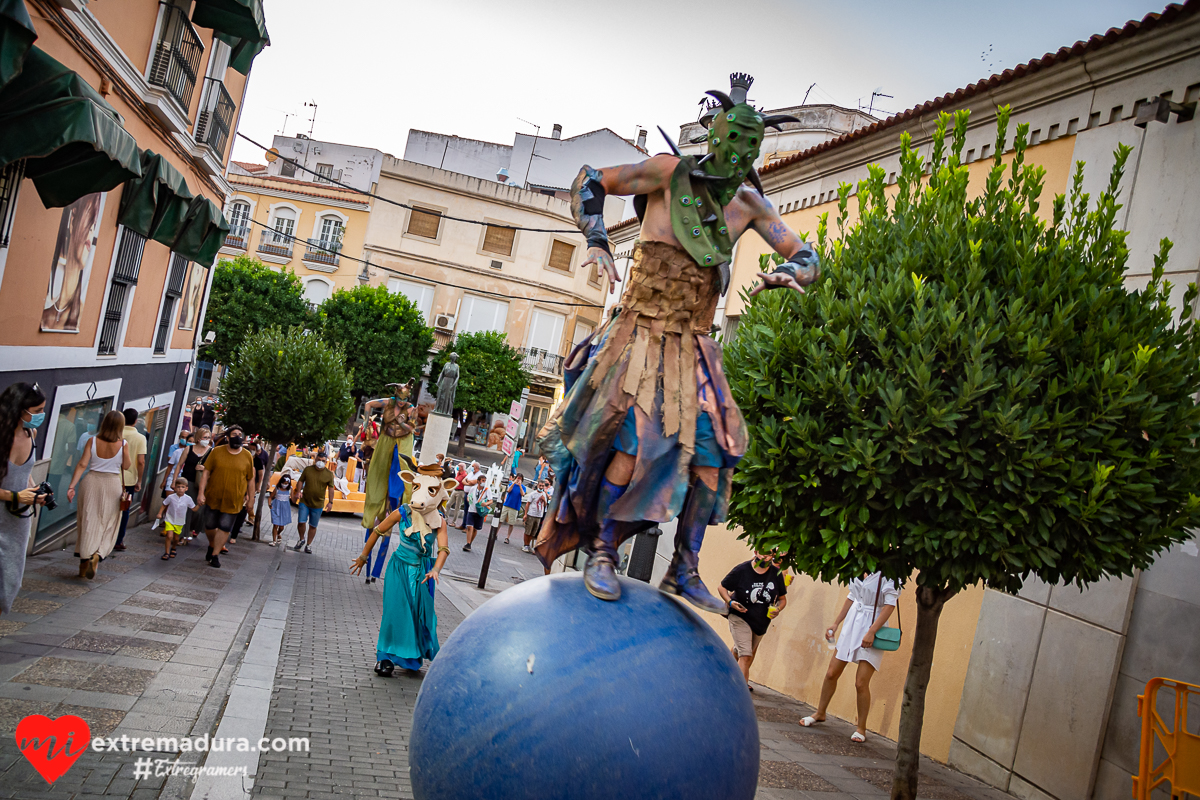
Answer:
[195,78,234,157]
[303,238,341,267]
[224,224,250,250]
[147,4,203,111]
[519,347,565,377]
[257,228,294,259]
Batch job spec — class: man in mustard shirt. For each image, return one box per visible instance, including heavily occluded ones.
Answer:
[114,408,146,551]
[197,425,256,568]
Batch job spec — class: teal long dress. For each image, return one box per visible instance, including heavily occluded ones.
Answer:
[376,506,440,670]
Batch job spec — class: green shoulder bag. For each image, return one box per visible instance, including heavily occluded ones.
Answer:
[870,573,903,651]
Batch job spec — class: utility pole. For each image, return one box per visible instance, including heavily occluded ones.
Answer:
[867,90,892,117]
[517,117,540,187]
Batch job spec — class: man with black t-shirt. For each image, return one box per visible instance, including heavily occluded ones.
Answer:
[719,552,788,690]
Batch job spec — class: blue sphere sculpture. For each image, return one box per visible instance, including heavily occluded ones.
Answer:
[410,573,759,800]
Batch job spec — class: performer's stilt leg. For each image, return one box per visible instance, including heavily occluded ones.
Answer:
[659,480,728,614]
[370,531,390,580]
[584,478,626,601]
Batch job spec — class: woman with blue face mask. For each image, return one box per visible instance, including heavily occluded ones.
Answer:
[0,382,49,614]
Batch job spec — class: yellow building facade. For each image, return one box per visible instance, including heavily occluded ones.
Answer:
[219,163,372,303]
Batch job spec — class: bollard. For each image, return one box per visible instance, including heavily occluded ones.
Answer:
[477,517,500,589]
[626,526,662,582]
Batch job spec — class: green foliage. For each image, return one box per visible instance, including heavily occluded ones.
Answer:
[201,256,312,365]
[428,331,528,415]
[219,326,355,447]
[726,107,1200,595]
[317,285,435,403]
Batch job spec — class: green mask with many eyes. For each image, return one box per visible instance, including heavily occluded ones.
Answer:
[703,105,764,206]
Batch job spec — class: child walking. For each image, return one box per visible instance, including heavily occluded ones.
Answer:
[268,473,293,546]
[157,478,195,560]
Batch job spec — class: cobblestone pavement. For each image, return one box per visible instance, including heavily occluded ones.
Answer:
[2,508,1007,800]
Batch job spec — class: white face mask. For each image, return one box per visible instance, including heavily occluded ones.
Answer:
[315,461,327,470]
[200,438,211,445]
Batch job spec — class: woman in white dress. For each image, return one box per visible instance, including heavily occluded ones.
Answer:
[66,410,129,579]
[799,571,899,742]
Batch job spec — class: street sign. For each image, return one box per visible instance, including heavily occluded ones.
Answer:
[501,435,515,456]
[509,400,522,419]
[505,419,519,438]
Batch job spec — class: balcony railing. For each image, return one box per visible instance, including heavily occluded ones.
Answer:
[195,78,234,157]
[519,347,565,377]
[148,4,203,111]
[257,228,294,259]
[303,238,341,267]
[224,224,250,250]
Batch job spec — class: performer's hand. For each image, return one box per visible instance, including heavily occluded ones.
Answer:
[349,557,366,575]
[582,247,619,295]
[422,568,439,584]
[730,601,748,613]
[749,270,806,297]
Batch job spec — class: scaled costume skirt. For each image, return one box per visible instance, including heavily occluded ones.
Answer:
[74,471,123,560]
[361,432,413,529]
[534,241,748,565]
[376,548,439,670]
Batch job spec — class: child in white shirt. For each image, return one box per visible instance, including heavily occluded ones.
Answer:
[157,478,195,559]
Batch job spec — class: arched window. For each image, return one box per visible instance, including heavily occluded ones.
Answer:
[318,215,343,247]
[304,279,330,306]
[228,201,249,233]
[272,207,296,239]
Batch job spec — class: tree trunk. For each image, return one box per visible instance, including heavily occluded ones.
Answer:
[252,438,273,541]
[890,583,958,800]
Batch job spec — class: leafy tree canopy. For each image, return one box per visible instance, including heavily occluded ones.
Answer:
[219,326,355,447]
[728,107,1200,597]
[201,256,312,365]
[429,331,528,415]
[318,285,435,404]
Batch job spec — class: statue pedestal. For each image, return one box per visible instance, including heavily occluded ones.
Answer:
[418,412,455,464]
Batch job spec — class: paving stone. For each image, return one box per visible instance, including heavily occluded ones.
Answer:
[844,767,973,800]
[0,621,25,636]
[94,609,154,630]
[0,698,59,735]
[139,617,196,636]
[52,703,126,737]
[787,728,892,759]
[60,631,132,655]
[12,656,100,689]
[118,638,179,662]
[167,600,209,616]
[758,760,841,791]
[19,579,90,599]
[9,597,62,616]
[122,593,168,611]
[78,664,157,696]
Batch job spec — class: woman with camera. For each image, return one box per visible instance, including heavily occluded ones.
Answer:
[1,383,49,613]
[67,410,129,579]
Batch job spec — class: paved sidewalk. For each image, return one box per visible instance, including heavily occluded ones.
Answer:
[2,509,1009,800]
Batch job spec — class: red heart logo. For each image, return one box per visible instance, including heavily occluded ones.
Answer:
[15,714,91,783]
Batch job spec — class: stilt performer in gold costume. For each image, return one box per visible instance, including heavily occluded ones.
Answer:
[535,73,820,611]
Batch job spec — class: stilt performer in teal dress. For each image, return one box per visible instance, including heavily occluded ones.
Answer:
[352,462,455,676]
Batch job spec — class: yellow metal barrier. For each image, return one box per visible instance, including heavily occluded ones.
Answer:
[1134,677,1200,800]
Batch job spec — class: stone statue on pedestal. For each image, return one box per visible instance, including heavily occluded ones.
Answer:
[434,354,459,416]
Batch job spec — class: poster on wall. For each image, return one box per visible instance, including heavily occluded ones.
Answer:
[40,192,106,333]
[178,263,205,330]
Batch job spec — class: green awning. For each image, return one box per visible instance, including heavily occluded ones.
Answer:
[0,46,141,208]
[172,195,230,267]
[118,150,194,246]
[0,0,37,92]
[191,0,269,75]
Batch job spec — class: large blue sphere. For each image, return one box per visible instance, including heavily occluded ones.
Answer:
[410,573,759,800]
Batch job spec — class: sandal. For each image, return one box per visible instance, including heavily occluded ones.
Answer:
[850,731,866,743]
[161,553,170,560]
[799,716,825,727]
[170,550,177,558]
[504,538,510,545]
[220,548,229,554]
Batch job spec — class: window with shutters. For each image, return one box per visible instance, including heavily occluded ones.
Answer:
[98,229,147,356]
[459,295,508,335]
[588,261,602,288]
[546,239,575,273]
[387,277,435,320]
[481,224,516,258]
[154,253,190,354]
[0,160,24,248]
[405,206,441,240]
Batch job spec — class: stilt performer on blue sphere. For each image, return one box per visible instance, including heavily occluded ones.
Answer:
[535,73,820,610]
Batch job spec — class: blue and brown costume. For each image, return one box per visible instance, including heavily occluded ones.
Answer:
[374,505,440,671]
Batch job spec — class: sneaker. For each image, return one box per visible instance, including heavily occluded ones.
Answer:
[292,540,303,551]
[522,545,531,553]
[462,543,471,552]
[268,541,278,547]
[205,547,213,563]
[209,555,221,568]
[304,546,312,554]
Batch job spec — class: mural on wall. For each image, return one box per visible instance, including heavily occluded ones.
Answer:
[178,263,205,330]
[40,193,106,333]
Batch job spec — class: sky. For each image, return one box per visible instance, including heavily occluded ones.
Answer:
[230,0,1166,165]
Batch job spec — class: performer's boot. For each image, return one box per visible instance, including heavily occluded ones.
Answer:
[659,479,728,615]
[584,478,626,601]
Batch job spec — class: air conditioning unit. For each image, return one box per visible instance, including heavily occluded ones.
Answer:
[434,313,456,332]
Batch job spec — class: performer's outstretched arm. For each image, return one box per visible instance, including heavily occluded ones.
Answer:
[738,189,821,296]
[571,155,676,294]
